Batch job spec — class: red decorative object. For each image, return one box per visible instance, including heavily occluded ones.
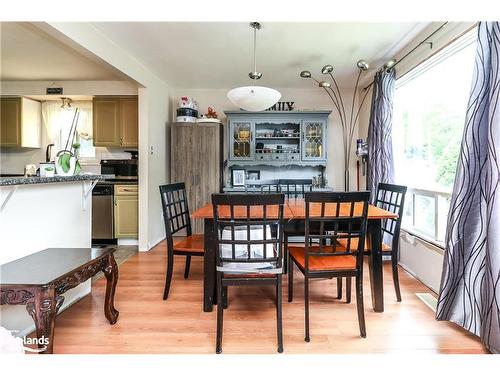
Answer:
[206,107,218,119]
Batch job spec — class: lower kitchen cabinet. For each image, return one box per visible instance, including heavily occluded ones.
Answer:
[114,185,138,238]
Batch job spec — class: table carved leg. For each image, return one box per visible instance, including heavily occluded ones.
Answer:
[368,219,384,312]
[26,287,56,354]
[103,254,119,324]
[203,218,216,312]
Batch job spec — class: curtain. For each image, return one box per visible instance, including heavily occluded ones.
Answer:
[436,22,500,354]
[41,100,93,157]
[366,68,395,199]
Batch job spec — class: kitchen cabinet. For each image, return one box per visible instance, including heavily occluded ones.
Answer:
[114,184,138,238]
[170,122,223,233]
[93,96,138,148]
[225,111,330,166]
[0,97,41,148]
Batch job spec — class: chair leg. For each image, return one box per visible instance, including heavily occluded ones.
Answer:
[183,255,191,279]
[355,274,366,338]
[346,277,352,304]
[276,275,283,353]
[163,250,174,300]
[336,277,342,299]
[392,256,402,302]
[283,234,288,274]
[288,256,294,302]
[304,275,310,342]
[223,286,228,309]
[215,274,224,354]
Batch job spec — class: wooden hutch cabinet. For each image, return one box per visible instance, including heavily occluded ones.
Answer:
[226,111,331,167]
[170,122,223,233]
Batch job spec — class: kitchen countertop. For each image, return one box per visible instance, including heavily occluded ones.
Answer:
[0,174,114,187]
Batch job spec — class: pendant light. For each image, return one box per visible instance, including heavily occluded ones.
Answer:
[227,22,281,112]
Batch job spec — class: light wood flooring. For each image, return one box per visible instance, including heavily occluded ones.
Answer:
[49,240,487,354]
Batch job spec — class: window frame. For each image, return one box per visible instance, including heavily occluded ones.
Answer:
[393,27,477,248]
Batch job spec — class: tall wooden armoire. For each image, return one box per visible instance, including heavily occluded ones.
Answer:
[170,122,223,233]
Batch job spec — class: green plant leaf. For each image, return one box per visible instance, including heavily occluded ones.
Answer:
[59,153,71,173]
[74,160,81,175]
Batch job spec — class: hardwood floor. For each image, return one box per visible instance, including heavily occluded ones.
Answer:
[49,240,487,354]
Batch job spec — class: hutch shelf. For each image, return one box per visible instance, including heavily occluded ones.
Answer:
[225,110,331,167]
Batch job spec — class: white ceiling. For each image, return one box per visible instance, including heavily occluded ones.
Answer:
[92,22,430,89]
[0,22,125,81]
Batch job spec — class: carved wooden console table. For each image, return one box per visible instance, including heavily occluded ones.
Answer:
[0,247,119,354]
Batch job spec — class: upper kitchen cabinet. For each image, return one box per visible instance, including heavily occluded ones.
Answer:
[0,97,41,148]
[93,96,138,148]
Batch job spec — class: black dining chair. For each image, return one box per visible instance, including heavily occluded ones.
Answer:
[279,178,313,198]
[373,183,407,302]
[287,191,370,342]
[245,179,280,193]
[281,178,313,274]
[338,183,408,304]
[212,193,285,354]
[159,183,204,300]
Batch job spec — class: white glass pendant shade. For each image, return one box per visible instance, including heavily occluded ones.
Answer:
[227,86,281,112]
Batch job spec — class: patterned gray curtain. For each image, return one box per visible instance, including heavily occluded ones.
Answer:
[367,69,395,199]
[436,22,500,354]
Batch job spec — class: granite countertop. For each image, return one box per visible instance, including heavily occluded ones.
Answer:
[0,174,115,187]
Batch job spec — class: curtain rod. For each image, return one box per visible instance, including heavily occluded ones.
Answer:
[363,22,449,91]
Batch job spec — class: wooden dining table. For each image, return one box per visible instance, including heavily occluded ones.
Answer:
[192,198,397,313]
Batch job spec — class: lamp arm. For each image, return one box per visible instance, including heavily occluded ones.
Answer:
[322,87,343,127]
[327,87,346,129]
[346,85,371,162]
[349,69,362,128]
[328,73,347,128]
[351,85,372,136]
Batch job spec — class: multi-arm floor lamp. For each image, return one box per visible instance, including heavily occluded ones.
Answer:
[300,61,374,191]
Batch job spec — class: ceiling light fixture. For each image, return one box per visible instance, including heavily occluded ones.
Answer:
[227,22,281,112]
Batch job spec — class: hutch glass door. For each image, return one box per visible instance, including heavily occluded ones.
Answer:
[230,121,254,160]
[302,120,326,161]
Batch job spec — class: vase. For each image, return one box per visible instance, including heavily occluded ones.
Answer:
[55,155,77,176]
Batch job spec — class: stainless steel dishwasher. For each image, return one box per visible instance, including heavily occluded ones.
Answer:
[92,184,114,243]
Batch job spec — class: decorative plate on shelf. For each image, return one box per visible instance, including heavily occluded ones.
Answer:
[196,118,222,124]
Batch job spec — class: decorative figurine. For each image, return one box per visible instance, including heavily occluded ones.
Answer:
[205,107,218,119]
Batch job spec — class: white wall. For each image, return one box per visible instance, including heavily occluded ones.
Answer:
[171,87,364,191]
[41,22,171,251]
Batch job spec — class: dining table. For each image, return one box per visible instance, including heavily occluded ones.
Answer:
[191,198,398,313]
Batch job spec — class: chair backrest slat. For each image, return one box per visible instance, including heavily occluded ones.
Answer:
[304,191,370,270]
[279,178,313,199]
[374,183,407,250]
[245,179,280,194]
[212,193,285,270]
[159,182,192,237]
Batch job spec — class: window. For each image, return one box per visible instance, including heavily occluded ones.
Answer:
[393,29,477,245]
[42,100,95,159]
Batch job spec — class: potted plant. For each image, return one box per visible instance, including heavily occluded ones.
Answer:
[55,109,82,176]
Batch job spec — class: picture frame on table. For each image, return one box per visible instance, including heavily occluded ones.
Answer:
[231,169,246,186]
[247,170,260,181]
